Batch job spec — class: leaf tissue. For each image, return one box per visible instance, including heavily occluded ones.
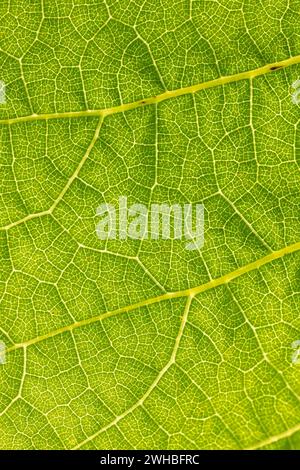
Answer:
[0,0,300,451]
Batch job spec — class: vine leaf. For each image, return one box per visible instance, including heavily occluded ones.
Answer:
[0,0,300,450]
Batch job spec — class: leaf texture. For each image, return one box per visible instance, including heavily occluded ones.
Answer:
[0,0,300,450]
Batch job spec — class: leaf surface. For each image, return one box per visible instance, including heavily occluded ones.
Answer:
[0,0,300,450]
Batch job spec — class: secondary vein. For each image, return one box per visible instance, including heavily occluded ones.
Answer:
[5,240,300,355]
[0,54,299,125]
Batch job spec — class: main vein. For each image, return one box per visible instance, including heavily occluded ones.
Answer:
[6,240,300,355]
[0,54,299,125]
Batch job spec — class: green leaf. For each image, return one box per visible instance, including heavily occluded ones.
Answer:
[0,0,300,450]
